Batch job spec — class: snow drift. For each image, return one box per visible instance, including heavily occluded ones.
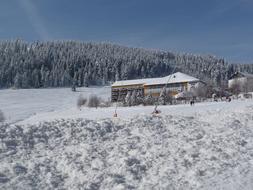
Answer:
[1,105,253,189]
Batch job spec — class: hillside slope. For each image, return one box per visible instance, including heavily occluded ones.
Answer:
[1,40,253,89]
[0,87,111,124]
[0,102,253,189]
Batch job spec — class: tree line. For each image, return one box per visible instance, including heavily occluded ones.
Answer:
[0,39,253,89]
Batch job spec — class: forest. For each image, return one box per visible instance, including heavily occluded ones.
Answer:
[0,39,253,89]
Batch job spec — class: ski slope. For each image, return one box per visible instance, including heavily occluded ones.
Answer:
[1,87,253,125]
[1,87,253,189]
[18,98,253,126]
[0,99,253,189]
[0,87,111,124]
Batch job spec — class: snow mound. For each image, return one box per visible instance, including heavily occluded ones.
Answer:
[1,107,253,189]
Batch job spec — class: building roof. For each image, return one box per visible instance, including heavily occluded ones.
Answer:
[112,72,200,87]
[229,71,253,80]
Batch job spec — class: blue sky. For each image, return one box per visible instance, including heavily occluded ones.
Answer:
[0,0,252,63]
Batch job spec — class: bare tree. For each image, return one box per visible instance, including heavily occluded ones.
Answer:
[158,87,167,105]
[88,95,100,108]
[77,95,87,109]
[248,80,253,92]
[99,99,112,107]
[136,90,144,105]
[229,81,241,96]
[125,91,132,106]
[205,83,216,98]
[130,90,137,106]
[0,110,5,123]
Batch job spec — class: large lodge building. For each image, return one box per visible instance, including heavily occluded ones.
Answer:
[111,72,203,102]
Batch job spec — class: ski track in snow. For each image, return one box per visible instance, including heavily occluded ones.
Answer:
[1,104,253,189]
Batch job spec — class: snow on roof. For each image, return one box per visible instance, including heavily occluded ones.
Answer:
[112,72,200,87]
[229,71,253,80]
[145,72,199,86]
[238,72,253,78]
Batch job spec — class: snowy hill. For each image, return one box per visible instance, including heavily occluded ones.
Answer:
[1,102,253,189]
[1,40,253,89]
[1,87,253,189]
[1,86,253,126]
[0,87,111,124]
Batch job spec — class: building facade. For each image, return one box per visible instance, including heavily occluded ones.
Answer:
[228,72,253,93]
[111,72,202,102]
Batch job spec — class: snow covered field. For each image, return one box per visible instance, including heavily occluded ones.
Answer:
[0,87,111,124]
[1,87,253,189]
[1,87,253,126]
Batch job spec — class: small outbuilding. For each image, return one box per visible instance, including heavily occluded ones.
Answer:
[228,72,253,93]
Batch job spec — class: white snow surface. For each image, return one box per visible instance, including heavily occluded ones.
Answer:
[19,98,253,126]
[1,87,253,189]
[0,87,111,124]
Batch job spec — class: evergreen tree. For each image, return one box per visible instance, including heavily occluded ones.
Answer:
[14,73,22,88]
[144,92,154,105]
[0,40,252,89]
[125,90,132,106]
[130,90,137,106]
[158,87,167,105]
[136,90,144,105]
